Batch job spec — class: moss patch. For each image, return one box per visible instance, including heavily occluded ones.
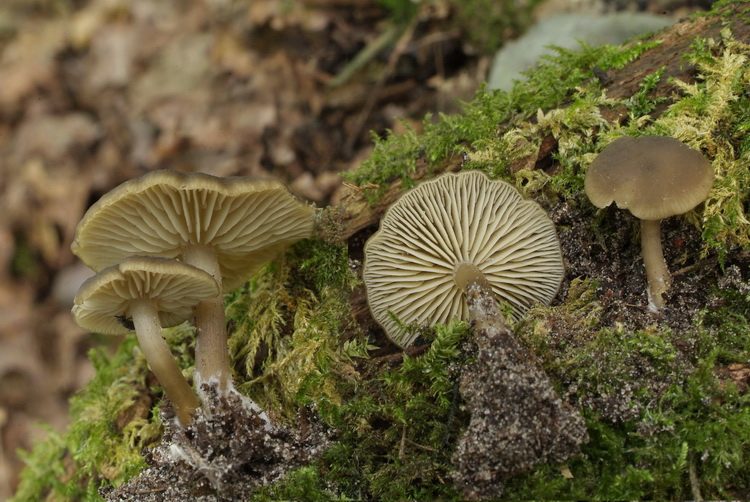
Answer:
[13,3,750,500]
[226,237,361,422]
[346,12,750,259]
[12,335,166,501]
[343,38,661,201]
[253,320,471,502]
[501,286,750,499]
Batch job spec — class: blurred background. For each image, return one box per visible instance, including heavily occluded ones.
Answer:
[0,0,712,497]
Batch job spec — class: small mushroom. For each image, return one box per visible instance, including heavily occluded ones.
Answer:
[364,170,564,347]
[584,135,713,311]
[71,170,315,389]
[72,256,220,426]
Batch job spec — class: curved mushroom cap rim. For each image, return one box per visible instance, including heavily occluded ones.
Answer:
[71,170,315,290]
[584,136,714,220]
[363,170,564,348]
[72,255,220,335]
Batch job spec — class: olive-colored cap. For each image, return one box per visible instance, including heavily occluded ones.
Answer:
[364,170,564,348]
[72,256,219,335]
[71,170,315,290]
[584,136,714,220]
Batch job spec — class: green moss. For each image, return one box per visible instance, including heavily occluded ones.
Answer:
[226,238,361,421]
[349,19,750,258]
[454,0,541,53]
[655,30,750,255]
[11,335,166,501]
[500,354,750,499]
[510,39,660,114]
[699,287,750,362]
[344,40,662,199]
[314,320,470,501]
[251,466,345,502]
[712,0,750,22]
[481,277,749,500]
[244,320,471,501]
[14,4,750,500]
[626,66,667,117]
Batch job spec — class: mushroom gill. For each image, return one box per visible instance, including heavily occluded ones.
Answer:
[364,170,564,347]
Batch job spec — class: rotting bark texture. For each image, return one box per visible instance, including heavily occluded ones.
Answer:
[603,6,750,103]
[451,284,588,499]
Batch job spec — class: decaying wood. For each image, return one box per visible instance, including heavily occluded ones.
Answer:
[334,154,464,242]
[338,3,750,243]
[604,8,750,102]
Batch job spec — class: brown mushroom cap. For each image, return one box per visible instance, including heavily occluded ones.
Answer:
[72,256,219,334]
[584,136,714,220]
[364,170,564,347]
[71,170,315,291]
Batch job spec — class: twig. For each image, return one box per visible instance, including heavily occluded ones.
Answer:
[399,425,407,460]
[372,343,429,367]
[328,23,403,88]
[672,257,717,277]
[673,252,750,277]
[135,487,168,494]
[344,20,417,156]
[623,302,650,310]
[689,451,703,502]
[404,437,438,453]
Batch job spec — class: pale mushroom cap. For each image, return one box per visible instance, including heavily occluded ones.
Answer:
[364,170,565,347]
[71,170,315,290]
[72,256,220,335]
[584,136,714,220]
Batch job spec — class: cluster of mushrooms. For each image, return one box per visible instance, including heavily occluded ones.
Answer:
[71,170,314,425]
[363,135,713,346]
[70,134,713,425]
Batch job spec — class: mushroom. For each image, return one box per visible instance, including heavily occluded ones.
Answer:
[71,170,315,389]
[363,170,564,347]
[584,135,713,311]
[72,256,220,426]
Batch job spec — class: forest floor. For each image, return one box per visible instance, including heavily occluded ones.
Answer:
[0,0,710,497]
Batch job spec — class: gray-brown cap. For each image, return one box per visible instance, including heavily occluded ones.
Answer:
[73,255,218,426]
[584,136,714,220]
[71,170,315,290]
[364,170,564,347]
[72,255,219,334]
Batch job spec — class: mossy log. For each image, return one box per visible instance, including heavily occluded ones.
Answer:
[337,2,750,241]
[12,2,750,501]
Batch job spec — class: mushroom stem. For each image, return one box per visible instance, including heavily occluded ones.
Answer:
[183,244,231,390]
[454,262,493,295]
[640,219,671,311]
[130,298,200,426]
